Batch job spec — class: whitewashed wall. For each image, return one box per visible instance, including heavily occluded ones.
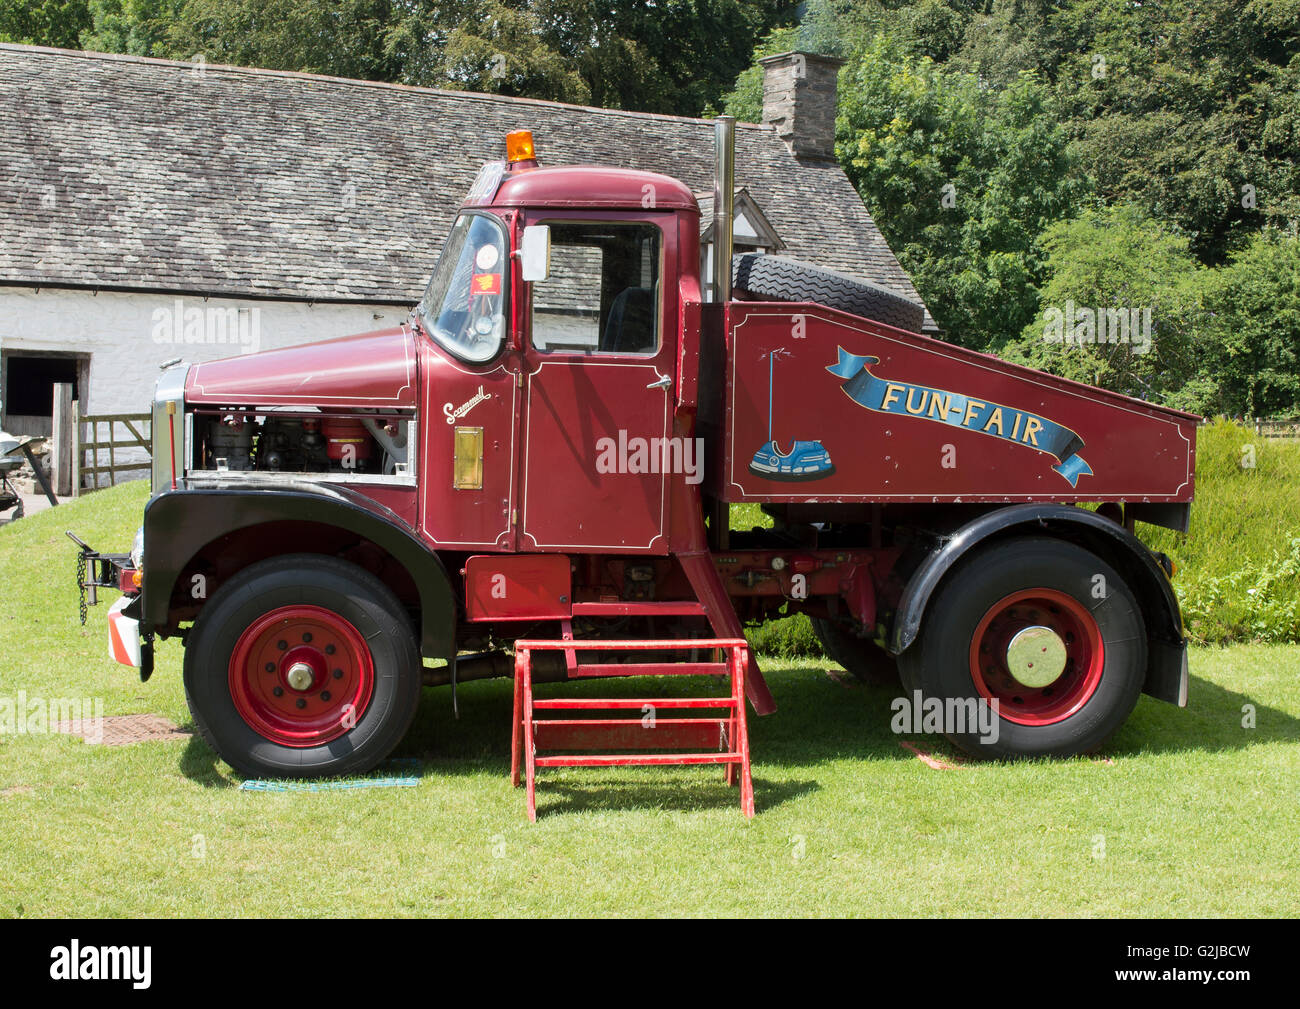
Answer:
[0,287,412,484]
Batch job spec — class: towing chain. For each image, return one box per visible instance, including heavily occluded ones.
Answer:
[76,550,87,626]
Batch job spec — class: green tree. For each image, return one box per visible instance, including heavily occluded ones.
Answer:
[721,0,884,120]
[945,0,1062,89]
[149,0,405,80]
[73,0,794,115]
[1003,205,1207,404]
[0,0,91,47]
[894,0,967,63]
[1197,229,1300,418]
[838,35,1087,348]
[81,0,186,56]
[955,0,1300,265]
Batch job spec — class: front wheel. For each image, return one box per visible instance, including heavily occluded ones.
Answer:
[184,554,422,779]
[898,537,1147,760]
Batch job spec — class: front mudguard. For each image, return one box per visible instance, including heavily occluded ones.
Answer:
[141,483,456,662]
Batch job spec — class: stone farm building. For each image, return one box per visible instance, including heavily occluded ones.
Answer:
[0,43,932,475]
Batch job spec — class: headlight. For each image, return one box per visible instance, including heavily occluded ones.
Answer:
[130,526,144,570]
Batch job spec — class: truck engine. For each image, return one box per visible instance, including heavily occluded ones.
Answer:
[191,411,409,477]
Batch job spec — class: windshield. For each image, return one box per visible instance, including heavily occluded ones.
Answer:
[416,213,507,363]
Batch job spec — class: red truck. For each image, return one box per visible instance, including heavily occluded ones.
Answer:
[75,123,1196,779]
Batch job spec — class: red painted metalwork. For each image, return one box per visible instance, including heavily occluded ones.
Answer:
[464,554,572,621]
[679,550,776,714]
[511,637,754,820]
[520,357,674,551]
[515,208,684,554]
[417,328,521,550]
[227,604,374,747]
[492,166,699,212]
[715,302,1197,504]
[186,326,418,408]
[563,662,723,678]
[967,588,1105,726]
[569,601,706,617]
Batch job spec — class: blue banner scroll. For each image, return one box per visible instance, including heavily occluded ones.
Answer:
[826,347,1093,487]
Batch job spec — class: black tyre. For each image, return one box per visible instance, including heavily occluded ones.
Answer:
[184,554,422,779]
[732,253,925,333]
[897,537,1146,760]
[810,617,900,686]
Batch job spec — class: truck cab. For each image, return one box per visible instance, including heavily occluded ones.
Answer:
[414,157,701,553]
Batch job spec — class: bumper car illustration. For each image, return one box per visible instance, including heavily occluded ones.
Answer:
[747,440,836,481]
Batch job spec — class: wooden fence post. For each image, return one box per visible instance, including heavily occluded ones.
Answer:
[51,382,74,497]
[71,400,81,497]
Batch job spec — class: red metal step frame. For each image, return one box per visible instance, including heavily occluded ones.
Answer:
[511,637,755,821]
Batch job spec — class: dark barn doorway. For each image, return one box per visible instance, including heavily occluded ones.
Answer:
[1,351,90,437]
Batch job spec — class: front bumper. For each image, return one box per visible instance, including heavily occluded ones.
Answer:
[69,531,154,680]
[108,595,142,666]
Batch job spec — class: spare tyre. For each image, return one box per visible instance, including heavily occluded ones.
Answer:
[732,253,925,333]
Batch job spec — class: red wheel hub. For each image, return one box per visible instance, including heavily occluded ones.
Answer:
[968,588,1104,726]
[228,605,374,747]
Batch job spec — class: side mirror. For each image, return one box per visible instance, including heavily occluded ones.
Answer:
[519,225,551,282]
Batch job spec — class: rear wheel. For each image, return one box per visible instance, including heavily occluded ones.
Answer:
[184,554,421,779]
[898,537,1146,759]
[810,617,899,686]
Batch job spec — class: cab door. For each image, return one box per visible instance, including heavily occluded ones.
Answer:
[519,213,676,552]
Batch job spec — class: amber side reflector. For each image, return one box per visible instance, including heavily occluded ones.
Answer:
[453,427,484,490]
[506,129,536,163]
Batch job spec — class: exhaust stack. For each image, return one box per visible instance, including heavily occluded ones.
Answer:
[712,115,735,303]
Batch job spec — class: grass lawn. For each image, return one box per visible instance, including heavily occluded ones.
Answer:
[1,483,1297,917]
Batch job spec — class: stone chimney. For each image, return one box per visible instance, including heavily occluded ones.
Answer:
[759,51,845,162]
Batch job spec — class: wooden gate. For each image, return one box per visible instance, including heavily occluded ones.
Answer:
[77,412,151,492]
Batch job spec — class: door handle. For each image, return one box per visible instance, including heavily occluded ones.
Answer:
[647,374,673,390]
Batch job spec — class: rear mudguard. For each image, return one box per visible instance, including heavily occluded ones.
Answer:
[141,484,456,661]
[888,504,1188,706]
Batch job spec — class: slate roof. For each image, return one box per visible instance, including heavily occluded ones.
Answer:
[0,44,932,326]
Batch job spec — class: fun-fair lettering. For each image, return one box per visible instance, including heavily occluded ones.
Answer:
[868,380,1047,449]
[826,348,1091,486]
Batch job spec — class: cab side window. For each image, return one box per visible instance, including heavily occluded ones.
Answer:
[531,221,661,355]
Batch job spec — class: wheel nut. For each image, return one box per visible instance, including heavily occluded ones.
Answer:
[325,644,336,655]
[332,668,343,680]
[320,691,331,702]
[265,662,275,672]
[277,640,288,651]
[295,698,307,709]
[286,662,315,691]
[273,686,284,697]
[302,632,313,643]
